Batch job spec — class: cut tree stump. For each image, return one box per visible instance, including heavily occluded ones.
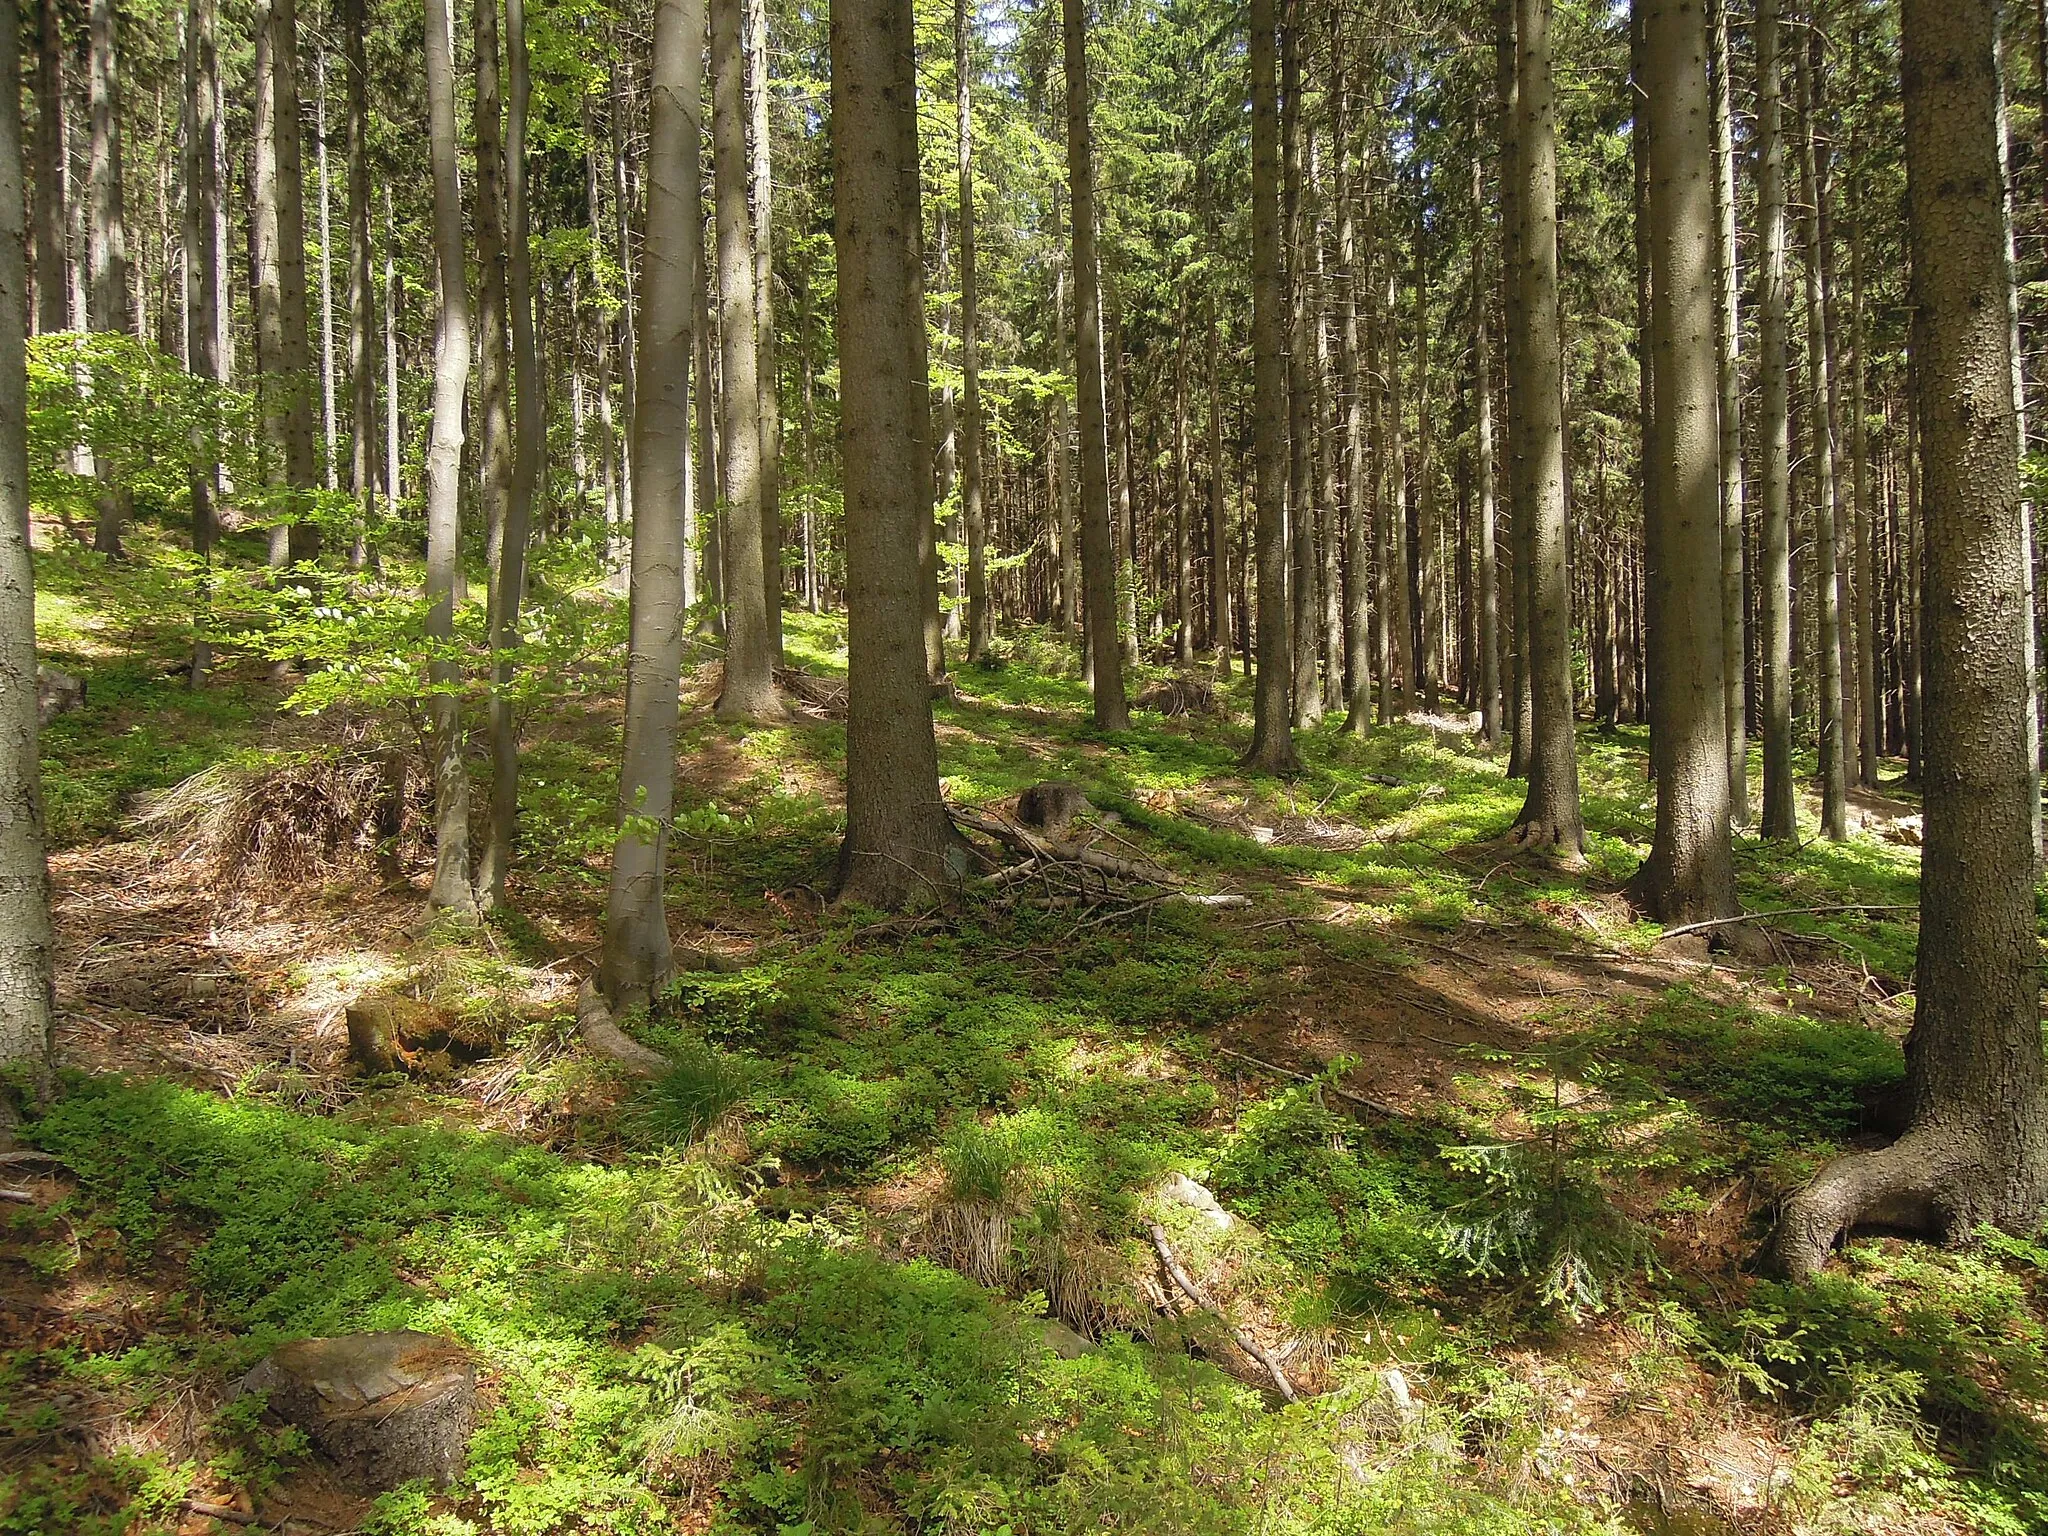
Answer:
[239,1331,476,1490]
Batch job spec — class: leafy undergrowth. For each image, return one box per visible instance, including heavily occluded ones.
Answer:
[10,523,2048,1534]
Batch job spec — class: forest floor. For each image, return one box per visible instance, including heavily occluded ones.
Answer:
[5,521,2046,1536]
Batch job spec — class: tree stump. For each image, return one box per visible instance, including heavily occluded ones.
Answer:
[239,1331,475,1490]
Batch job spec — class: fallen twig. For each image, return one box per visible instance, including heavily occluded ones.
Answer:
[1210,1044,1405,1119]
[181,1501,260,1527]
[1656,903,1917,942]
[0,1190,35,1204]
[1145,1219,1298,1402]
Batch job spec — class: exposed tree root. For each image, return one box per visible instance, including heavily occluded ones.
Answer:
[1765,1130,1968,1280]
[1504,819,1587,864]
[575,980,669,1077]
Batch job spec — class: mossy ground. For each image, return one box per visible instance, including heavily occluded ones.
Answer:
[6,521,2045,1535]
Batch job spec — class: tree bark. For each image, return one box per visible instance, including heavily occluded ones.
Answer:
[832,0,969,909]
[1282,8,1319,729]
[1628,0,1735,925]
[1208,311,1232,678]
[746,0,781,656]
[1710,0,1747,820]
[1771,0,2048,1276]
[1242,0,1296,771]
[1472,119,1501,745]
[957,0,989,661]
[86,0,128,555]
[1064,0,1129,730]
[253,0,318,569]
[711,0,782,720]
[601,0,704,1001]
[314,55,336,493]
[30,0,65,336]
[0,0,55,1083]
[1508,0,1584,851]
[183,0,220,682]
[343,0,374,570]
[422,0,474,914]
[1757,0,1797,839]
[1341,73,1372,733]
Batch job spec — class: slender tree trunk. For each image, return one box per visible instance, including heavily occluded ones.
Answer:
[1498,0,1532,773]
[1771,0,2048,1277]
[746,0,781,656]
[1064,0,1128,729]
[1846,54,1879,788]
[422,0,474,914]
[315,54,336,492]
[1711,0,1747,820]
[1757,0,1797,838]
[1630,0,1735,924]
[1472,122,1501,745]
[471,0,516,906]
[1795,39,1847,839]
[1283,9,1319,728]
[1414,202,1442,709]
[344,0,372,567]
[86,0,128,555]
[601,0,704,1000]
[383,187,400,523]
[611,69,638,536]
[832,0,967,907]
[957,0,989,660]
[1243,0,1295,770]
[711,0,782,719]
[0,0,55,1083]
[1209,312,1233,678]
[183,0,220,683]
[1341,72,1372,732]
[31,0,65,336]
[1508,0,1583,851]
[1173,327,1196,665]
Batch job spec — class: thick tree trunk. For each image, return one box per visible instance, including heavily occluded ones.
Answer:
[1757,0,1797,839]
[831,0,969,909]
[1711,0,1747,820]
[601,0,704,1002]
[1063,0,1128,730]
[957,0,989,661]
[422,0,474,914]
[0,0,55,1083]
[1508,0,1584,852]
[86,0,128,555]
[711,0,782,720]
[1628,0,1735,925]
[1771,0,2048,1276]
[253,0,318,570]
[1242,0,1296,771]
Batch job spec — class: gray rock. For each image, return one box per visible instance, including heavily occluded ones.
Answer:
[36,665,84,725]
[240,1331,475,1491]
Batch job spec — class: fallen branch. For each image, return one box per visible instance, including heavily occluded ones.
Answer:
[1210,1044,1405,1119]
[1656,903,1917,942]
[575,981,669,1077]
[181,1501,259,1527]
[0,1190,34,1204]
[1146,1220,1298,1403]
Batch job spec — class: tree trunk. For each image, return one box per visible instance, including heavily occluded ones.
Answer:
[31,0,65,336]
[1282,8,1319,729]
[1414,201,1442,709]
[86,0,128,555]
[471,0,516,906]
[0,0,55,1082]
[601,0,704,1002]
[183,0,220,683]
[957,0,989,661]
[1173,328,1195,665]
[422,0,474,915]
[1209,312,1232,678]
[383,186,400,524]
[832,0,969,909]
[253,0,318,569]
[1757,0,1797,838]
[1628,0,1735,925]
[1340,71,1372,732]
[1472,121,1501,745]
[314,54,336,493]
[1508,0,1583,851]
[344,0,372,566]
[1711,0,1747,820]
[1243,0,1295,771]
[1845,33,1879,790]
[1064,0,1129,729]
[1770,0,2048,1277]
[1795,37,1847,840]
[711,0,782,720]
[746,0,781,657]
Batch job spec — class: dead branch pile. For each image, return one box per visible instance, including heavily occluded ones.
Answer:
[1180,800,1370,851]
[134,746,422,891]
[774,666,848,718]
[948,801,1245,925]
[1134,676,1223,717]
